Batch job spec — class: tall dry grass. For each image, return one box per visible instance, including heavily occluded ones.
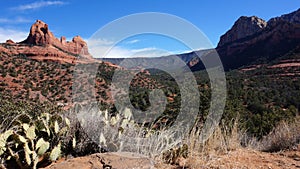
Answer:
[188,118,242,155]
[258,115,300,152]
[157,118,246,167]
[166,115,300,168]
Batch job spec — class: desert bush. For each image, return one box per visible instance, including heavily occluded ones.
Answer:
[73,104,183,158]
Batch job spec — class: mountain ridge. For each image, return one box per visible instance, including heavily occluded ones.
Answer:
[187,8,300,71]
[101,8,300,72]
[1,9,300,71]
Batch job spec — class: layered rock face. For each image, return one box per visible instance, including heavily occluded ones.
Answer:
[22,20,90,57]
[214,8,300,70]
[218,16,267,47]
[218,9,300,48]
[55,35,89,56]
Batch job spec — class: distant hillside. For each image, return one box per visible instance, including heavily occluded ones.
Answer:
[98,49,211,68]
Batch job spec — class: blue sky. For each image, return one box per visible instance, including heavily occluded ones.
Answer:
[0,1,299,57]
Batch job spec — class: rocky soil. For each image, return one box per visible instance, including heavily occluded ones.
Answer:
[43,146,300,169]
[43,152,156,169]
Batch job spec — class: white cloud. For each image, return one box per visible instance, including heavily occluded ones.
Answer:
[0,28,28,43]
[172,49,199,54]
[125,39,140,44]
[88,38,171,58]
[131,47,157,53]
[11,1,66,11]
[88,38,115,46]
[0,17,31,24]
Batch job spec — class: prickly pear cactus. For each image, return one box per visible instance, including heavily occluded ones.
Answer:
[0,112,74,169]
[36,138,50,155]
[0,130,13,156]
[49,143,61,161]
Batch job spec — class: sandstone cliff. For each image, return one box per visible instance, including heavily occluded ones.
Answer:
[22,20,90,57]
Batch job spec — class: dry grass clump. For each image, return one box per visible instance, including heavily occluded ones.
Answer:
[188,119,242,155]
[157,118,245,168]
[258,116,300,152]
[168,115,300,168]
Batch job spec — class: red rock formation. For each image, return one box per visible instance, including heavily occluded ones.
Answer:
[22,20,91,58]
[6,39,15,44]
[23,20,54,45]
[60,36,66,45]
